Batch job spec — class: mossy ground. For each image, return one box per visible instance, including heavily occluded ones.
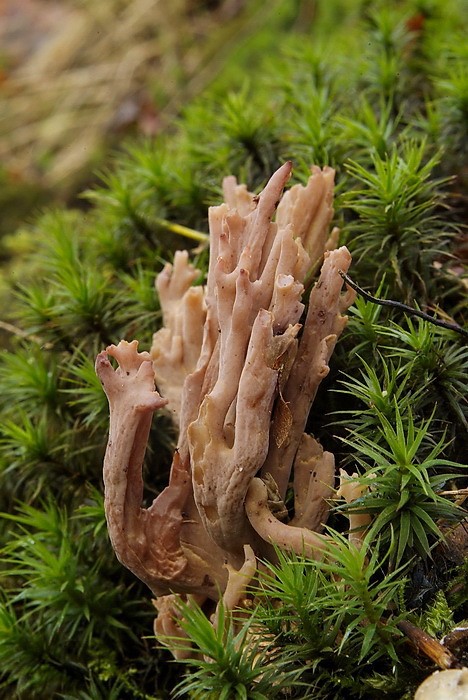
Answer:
[0,1,466,698]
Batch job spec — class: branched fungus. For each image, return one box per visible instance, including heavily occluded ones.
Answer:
[96,162,358,653]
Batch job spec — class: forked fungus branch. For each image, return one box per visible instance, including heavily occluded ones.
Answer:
[95,161,358,650]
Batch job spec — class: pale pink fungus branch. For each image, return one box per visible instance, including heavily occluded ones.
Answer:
[336,469,374,548]
[290,434,335,531]
[245,477,328,560]
[95,340,226,599]
[211,544,257,634]
[151,250,205,424]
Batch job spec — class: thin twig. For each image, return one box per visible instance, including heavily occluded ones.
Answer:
[339,271,468,339]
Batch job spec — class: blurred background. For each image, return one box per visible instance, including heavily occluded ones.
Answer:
[0,0,317,234]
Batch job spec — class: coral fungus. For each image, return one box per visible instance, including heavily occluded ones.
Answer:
[96,162,356,649]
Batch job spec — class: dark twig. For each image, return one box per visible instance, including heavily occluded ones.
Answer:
[339,271,468,340]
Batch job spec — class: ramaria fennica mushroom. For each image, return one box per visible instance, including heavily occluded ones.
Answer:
[95,161,357,652]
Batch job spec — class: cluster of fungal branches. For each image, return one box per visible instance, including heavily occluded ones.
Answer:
[95,162,366,651]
